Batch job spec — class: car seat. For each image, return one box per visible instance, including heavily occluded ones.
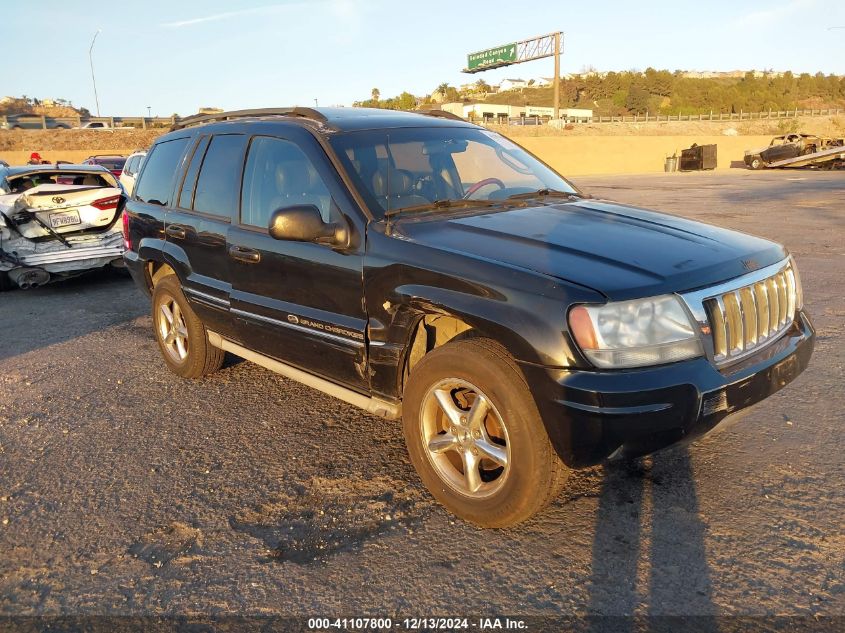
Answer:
[371,168,430,212]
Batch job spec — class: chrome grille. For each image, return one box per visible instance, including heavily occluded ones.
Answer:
[703,264,798,364]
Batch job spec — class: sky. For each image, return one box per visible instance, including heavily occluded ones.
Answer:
[6,0,845,116]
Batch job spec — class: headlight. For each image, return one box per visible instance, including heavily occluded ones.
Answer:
[568,295,703,368]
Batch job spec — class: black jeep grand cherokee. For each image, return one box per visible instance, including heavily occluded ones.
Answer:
[123,107,814,527]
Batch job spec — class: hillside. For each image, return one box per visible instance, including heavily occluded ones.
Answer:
[468,71,845,117]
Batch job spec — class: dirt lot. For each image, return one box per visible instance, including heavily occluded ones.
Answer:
[0,171,843,628]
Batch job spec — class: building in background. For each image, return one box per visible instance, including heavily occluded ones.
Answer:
[440,102,593,123]
[498,78,529,91]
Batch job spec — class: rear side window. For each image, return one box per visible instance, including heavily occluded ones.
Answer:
[192,134,247,217]
[127,155,142,175]
[177,136,210,209]
[134,138,190,206]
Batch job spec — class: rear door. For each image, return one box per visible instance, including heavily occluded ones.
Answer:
[130,135,192,281]
[164,133,248,340]
[227,129,368,390]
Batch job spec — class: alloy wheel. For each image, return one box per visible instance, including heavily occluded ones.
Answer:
[158,296,189,362]
[420,378,511,498]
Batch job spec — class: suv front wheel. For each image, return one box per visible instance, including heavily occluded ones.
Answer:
[152,276,225,378]
[402,338,569,527]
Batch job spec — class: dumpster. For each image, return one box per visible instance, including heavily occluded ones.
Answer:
[680,143,717,171]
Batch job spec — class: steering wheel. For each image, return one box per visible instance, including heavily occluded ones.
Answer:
[463,177,506,199]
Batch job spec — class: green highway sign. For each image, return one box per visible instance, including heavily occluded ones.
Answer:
[467,43,517,70]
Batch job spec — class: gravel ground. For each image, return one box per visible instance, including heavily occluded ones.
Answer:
[0,171,842,625]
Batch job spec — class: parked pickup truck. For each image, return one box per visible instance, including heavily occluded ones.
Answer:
[123,107,815,527]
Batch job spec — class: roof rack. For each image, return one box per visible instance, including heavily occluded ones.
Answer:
[171,107,328,131]
[418,109,466,122]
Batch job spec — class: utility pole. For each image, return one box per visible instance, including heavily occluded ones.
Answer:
[553,32,561,120]
[89,30,101,117]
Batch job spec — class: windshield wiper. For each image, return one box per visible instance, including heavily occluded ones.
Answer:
[507,188,582,200]
[383,198,503,218]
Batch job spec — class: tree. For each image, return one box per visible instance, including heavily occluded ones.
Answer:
[475,79,491,93]
[395,92,416,110]
[436,83,451,97]
[626,85,650,113]
[371,88,380,102]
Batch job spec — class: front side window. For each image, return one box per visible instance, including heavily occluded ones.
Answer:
[240,136,334,228]
[193,134,247,217]
[329,127,578,219]
[134,137,190,206]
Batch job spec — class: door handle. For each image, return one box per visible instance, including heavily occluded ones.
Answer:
[228,245,261,264]
[165,224,186,239]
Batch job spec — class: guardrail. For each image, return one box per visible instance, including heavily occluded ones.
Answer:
[584,108,844,124]
[0,114,177,130]
[476,107,845,126]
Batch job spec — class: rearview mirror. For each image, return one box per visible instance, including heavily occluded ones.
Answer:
[268,205,348,247]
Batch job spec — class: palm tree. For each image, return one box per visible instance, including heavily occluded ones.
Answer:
[371,88,380,102]
[436,83,450,97]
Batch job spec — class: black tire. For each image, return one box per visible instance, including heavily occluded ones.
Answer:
[402,338,569,527]
[151,275,224,378]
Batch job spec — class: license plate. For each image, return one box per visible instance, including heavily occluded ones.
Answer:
[49,210,81,228]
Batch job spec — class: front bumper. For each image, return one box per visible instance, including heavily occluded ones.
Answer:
[523,309,815,468]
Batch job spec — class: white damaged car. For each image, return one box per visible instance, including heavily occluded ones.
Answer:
[0,165,126,290]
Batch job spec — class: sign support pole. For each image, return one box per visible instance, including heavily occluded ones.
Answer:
[553,32,561,120]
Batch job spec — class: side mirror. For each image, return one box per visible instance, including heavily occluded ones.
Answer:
[268,204,348,247]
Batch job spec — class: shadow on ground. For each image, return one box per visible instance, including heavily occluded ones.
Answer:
[587,449,719,630]
[0,268,147,360]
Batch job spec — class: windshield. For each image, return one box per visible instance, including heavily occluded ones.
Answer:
[329,127,578,219]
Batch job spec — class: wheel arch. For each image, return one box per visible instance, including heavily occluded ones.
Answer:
[393,303,550,399]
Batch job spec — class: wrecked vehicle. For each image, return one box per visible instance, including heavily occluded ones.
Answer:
[744,133,832,169]
[0,164,126,290]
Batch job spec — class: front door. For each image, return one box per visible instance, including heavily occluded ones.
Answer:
[227,131,368,390]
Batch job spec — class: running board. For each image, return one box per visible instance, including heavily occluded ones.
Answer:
[206,331,401,420]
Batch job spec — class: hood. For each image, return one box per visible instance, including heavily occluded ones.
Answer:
[394,200,786,301]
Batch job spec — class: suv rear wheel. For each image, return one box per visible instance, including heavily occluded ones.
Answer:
[152,276,225,378]
[402,338,569,527]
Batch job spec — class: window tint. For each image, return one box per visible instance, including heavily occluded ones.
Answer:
[192,134,247,217]
[240,136,334,228]
[177,135,210,209]
[134,138,190,206]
